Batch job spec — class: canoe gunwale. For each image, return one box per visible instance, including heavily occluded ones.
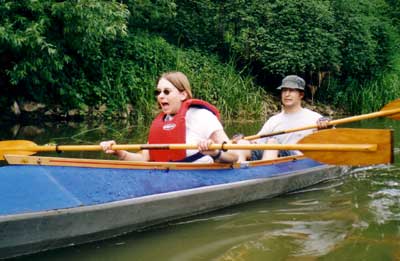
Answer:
[3,154,304,170]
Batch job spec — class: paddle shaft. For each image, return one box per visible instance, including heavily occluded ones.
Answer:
[245,107,400,140]
[26,143,377,152]
[0,129,393,165]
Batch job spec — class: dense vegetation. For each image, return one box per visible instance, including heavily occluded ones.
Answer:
[0,0,399,121]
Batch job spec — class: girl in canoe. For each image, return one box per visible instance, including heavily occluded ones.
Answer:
[100,71,238,163]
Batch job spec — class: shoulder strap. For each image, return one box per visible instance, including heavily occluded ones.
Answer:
[172,152,205,162]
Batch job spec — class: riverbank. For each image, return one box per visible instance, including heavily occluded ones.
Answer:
[3,97,346,125]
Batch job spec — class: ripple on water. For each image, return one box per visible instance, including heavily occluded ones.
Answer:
[369,188,400,223]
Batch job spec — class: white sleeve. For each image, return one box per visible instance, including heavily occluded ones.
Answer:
[185,108,223,143]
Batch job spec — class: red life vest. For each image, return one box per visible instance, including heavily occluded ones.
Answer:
[148,99,220,162]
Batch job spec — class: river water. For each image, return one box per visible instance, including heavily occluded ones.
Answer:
[4,117,400,261]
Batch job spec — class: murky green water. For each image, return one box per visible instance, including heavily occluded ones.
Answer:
[4,118,400,260]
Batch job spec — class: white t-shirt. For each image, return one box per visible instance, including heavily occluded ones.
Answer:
[185,107,223,162]
[257,108,322,151]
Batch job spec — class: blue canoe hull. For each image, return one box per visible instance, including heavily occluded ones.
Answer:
[0,156,345,259]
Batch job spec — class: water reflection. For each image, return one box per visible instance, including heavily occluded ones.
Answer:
[150,178,357,260]
[368,165,400,224]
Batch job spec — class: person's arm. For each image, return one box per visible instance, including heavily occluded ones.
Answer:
[117,149,150,161]
[100,140,150,161]
[198,129,238,163]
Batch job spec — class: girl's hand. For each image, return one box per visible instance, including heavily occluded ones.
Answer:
[100,140,117,154]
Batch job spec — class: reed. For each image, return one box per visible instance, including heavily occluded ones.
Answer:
[317,47,400,114]
[351,52,400,113]
[108,32,271,122]
[176,50,270,121]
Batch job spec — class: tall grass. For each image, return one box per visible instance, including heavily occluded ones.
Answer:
[101,31,271,123]
[317,38,400,114]
[343,51,400,113]
[175,49,271,121]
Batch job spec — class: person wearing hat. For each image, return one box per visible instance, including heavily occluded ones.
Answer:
[233,75,329,161]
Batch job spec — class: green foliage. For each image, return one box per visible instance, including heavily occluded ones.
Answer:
[331,0,394,78]
[170,1,221,50]
[124,0,176,31]
[97,32,266,121]
[225,0,340,75]
[94,31,178,121]
[160,0,399,110]
[0,0,129,108]
[164,0,342,73]
[315,0,400,113]
[51,1,129,57]
[1,0,400,119]
[385,0,400,31]
[318,47,400,114]
[175,49,266,120]
[0,0,266,121]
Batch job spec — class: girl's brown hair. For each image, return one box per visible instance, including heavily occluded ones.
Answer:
[156,71,193,99]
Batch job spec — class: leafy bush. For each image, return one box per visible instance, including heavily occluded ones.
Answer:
[175,49,267,120]
[0,0,129,109]
[0,0,267,121]
[1,0,399,118]
[97,32,267,121]
[158,0,399,111]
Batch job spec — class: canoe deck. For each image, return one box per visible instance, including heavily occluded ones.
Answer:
[1,155,328,216]
[0,155,346,259]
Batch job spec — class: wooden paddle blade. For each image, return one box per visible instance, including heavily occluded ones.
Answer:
[0,140,38,160]
[381,99,400,120]
[298,128,393,166]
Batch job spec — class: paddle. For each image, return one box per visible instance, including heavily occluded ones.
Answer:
[244,98,400,140]
[0,129,393,166]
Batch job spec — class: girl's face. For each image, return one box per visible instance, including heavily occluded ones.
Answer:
[155,78,188,115]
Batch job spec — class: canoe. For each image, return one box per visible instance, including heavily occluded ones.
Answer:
[0,154,346,259]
